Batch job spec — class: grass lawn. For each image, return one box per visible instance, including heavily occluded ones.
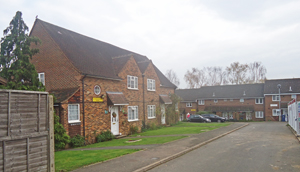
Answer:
[130,122,231,136]
[55,149,140,172]
[78,136,187,149]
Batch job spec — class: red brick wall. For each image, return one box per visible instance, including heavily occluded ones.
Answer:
[30,21,81,91]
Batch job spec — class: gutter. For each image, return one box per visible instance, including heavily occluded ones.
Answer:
[82,75,87,142]
[142,74,146,128]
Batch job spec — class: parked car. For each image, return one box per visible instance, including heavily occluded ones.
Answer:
[202,114,226,122]
[187,115,211,123]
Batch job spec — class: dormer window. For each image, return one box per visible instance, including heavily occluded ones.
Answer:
[243,91,246,96]
[127,75,138,89]
[147,79,155,91]
[289,86,292,91]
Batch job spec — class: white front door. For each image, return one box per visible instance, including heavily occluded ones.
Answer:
[111,106,119,135]
[246,112,252,121]
[161,104,166,124]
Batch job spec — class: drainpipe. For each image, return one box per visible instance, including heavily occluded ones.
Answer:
[82,75,87,141]
[142,74,145,128]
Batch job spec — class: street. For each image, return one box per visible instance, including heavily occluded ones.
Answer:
[149,122,300,172]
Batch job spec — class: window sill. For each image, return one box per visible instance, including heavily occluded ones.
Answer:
[128,119,139,122]
[148,117,156,119]
[147,90,156,92]
[128,88,139,90]
[68,120,81,124]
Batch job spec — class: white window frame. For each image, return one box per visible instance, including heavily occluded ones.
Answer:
[240,98,244,102]
[255,111,264,118]
[291,94,296,99]
[147,79,156,91]
[175,103,179,111]
[128,106,138,121]
[68,104,80,123]
[224,99,227,102]
[94,85,101,95]
[186,103,192,107]
[272,109,281,116]
[255,98,263,104]
[127,75,138,89]
[214,99,218,103]
[147,105,156,118]
[272,95,280,101]
[38,72,45,85]
[198,100,205,105]
[230,99,233,101]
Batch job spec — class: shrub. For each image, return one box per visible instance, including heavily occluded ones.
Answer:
[70,135,85,148]
[150,123,157,130]
[130,126,139,135]
[96,130,115,143]
[54,115,70,150]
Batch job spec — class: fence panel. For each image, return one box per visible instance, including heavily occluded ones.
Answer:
[0,90,54,172]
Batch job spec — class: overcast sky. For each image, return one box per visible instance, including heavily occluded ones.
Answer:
[1,0,300,88]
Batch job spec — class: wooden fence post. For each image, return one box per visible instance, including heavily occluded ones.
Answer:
[48,95,55,172]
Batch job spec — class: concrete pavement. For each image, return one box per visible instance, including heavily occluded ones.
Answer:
[71,123,248,172]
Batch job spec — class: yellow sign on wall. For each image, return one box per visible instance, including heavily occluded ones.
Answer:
[191,109,196,111]
[93,97,103,102]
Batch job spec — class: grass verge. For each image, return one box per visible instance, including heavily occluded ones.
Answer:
[55,149,140,172]
[77,136,187,149]
[131,122,231,136]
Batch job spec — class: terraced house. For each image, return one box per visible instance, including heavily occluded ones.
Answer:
[176,78,300,122]
[29,19,176,143]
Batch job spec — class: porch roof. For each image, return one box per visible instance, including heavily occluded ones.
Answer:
[107,92,129,106]
[159,94,172,104]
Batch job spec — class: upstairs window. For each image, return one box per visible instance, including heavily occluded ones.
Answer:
[147,105,156,118]
[94,85,101,95]
[214,99,218,103]
[291,94,296,99]
[147,79,155,91]
[240,98,244,102]
[272,95,280,101]
[198,100,205,105]
[186,103,192,107]
[38,73,45,85]
[255,98,263,104]
[127,75,138,89]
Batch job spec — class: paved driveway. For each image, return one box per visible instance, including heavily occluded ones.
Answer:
[149,122,300,172]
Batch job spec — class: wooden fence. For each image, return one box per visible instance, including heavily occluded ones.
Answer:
[0,90,54,172]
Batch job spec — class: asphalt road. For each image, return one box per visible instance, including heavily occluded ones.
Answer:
[149,122,300,172]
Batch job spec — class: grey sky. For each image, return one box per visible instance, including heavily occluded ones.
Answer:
[1,0,299,88]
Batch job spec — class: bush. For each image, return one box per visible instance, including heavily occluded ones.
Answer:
[70,135,85,148]
[96,130,115,143]
[196,111,211,115]
[54,115,70,150]
[130,126,139,135]
[150,123,157,130]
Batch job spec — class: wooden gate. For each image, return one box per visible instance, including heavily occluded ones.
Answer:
[0,90,54,172]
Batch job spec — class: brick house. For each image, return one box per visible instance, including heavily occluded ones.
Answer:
[176,84,265,121]
[264,78,300,121]
[29,19,176,143]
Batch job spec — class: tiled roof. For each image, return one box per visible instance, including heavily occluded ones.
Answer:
[204,105,254,112]
[107,92,129,105]
[50,87,79,103]
[264,78,300,94]
[176,83,264,101]
[34,19,175,88]
[159,94,172,104]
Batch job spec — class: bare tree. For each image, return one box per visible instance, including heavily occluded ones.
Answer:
[226,62,248,84]
[247,62,267,83]
[184,68,206,88]
[205,66,227,86]
[165,69,180,87]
